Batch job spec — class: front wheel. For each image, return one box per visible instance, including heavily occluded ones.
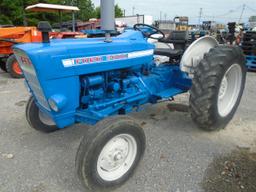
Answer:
[26,96,59,133]
[189,46,246,131]
[6,54,23,78]
[76,116,145,191]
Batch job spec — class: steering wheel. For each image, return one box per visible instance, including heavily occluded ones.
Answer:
[134,23,165,40]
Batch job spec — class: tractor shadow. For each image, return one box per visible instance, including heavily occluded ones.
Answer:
[0,70,23,88]
[166,103,189,113]
[130,99,202,135]
[0,71,9,84]
[0,70,11,79]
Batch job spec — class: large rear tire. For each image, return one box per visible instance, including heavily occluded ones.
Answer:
[76,116,145,192]
[189,46,246,131]
[26,96,59,133]
[6,54,23,78]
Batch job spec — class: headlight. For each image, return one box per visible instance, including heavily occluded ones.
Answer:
[48,94,67,112]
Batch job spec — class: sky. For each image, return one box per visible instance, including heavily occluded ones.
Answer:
[91,0,256,24]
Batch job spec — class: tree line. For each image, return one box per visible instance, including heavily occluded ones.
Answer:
[0,0,123,26]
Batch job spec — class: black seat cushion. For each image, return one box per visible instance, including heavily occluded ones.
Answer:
[159,31,188,50]
[160,39,187,44]
[154,48,183,58]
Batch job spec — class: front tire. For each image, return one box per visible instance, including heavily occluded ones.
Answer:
[189,46,246,131]
[26,96,59,133]
[6,54,23,78]
[76,116,146,191]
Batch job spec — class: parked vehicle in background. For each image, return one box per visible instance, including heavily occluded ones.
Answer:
[115,15,153,27]
[174,16,189,31]
[241,31,256,71]
[249,16,256,30]
[0,4,84,78]
[0,26,83,78]
[0,27,41,78]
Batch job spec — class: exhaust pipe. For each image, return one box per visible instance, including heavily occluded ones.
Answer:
[37,21,52,43]
[100,0,115,42]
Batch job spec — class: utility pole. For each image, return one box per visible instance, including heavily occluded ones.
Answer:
[238,4,246,24]
[123,9,126,17]
[198,8,203,30]
[132,6,135,15]
[198,8,203,26]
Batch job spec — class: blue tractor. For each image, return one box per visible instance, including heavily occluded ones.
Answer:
[13,1,246,191]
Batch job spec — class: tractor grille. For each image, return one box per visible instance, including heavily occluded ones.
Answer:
[14,50,50,110]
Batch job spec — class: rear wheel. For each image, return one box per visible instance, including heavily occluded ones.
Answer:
[6,54,23,78]
[26,96,59,133]
[189,46,246,131]
[76,116,145,191]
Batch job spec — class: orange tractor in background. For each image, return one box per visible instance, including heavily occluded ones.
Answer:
[0,26,83,78]
[0,3,84,78]
[0,27,41,78]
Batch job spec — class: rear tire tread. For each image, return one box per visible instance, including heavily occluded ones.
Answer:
[189,46,246,131]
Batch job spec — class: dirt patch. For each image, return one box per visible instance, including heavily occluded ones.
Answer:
[149,113,167,121]
[202,149,256,192]
[167,103,189,113]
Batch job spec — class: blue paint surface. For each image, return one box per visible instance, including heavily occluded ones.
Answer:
[13,29,191,128]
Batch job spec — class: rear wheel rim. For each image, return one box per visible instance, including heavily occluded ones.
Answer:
[97,134,137,181]
[12,61,22,75]
[217,64,242,117]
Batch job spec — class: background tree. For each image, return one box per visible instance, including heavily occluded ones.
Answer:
[0,0,96,25]
[115,4,124,18]
[94,4,124,19]
[76,0,96,21]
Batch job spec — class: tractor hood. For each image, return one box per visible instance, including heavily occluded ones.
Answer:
[13,30,154,80]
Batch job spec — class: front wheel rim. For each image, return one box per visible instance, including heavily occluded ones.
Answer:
[38,110,56,126]
[12,61,22,75]
[217,64,242,117]
[97,134,137,181]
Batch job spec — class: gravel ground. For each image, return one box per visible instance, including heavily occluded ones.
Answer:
[0,70,256,192]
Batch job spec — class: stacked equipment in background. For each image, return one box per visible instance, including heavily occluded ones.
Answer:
[241,31,256,71]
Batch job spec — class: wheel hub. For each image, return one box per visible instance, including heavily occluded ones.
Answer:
[218,76,228,100]
[99,138,129,171]
[217,64,242,117]
[114,152,123,161]
[97,134,137,181]
[12,61,23,75]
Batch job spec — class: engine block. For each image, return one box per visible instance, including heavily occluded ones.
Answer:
[76,64,191,125]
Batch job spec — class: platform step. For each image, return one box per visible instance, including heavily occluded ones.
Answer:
[156,88,185,98]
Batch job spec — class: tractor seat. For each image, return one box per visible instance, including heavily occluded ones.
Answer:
[154,48,183,59]
[154,30,188,59]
